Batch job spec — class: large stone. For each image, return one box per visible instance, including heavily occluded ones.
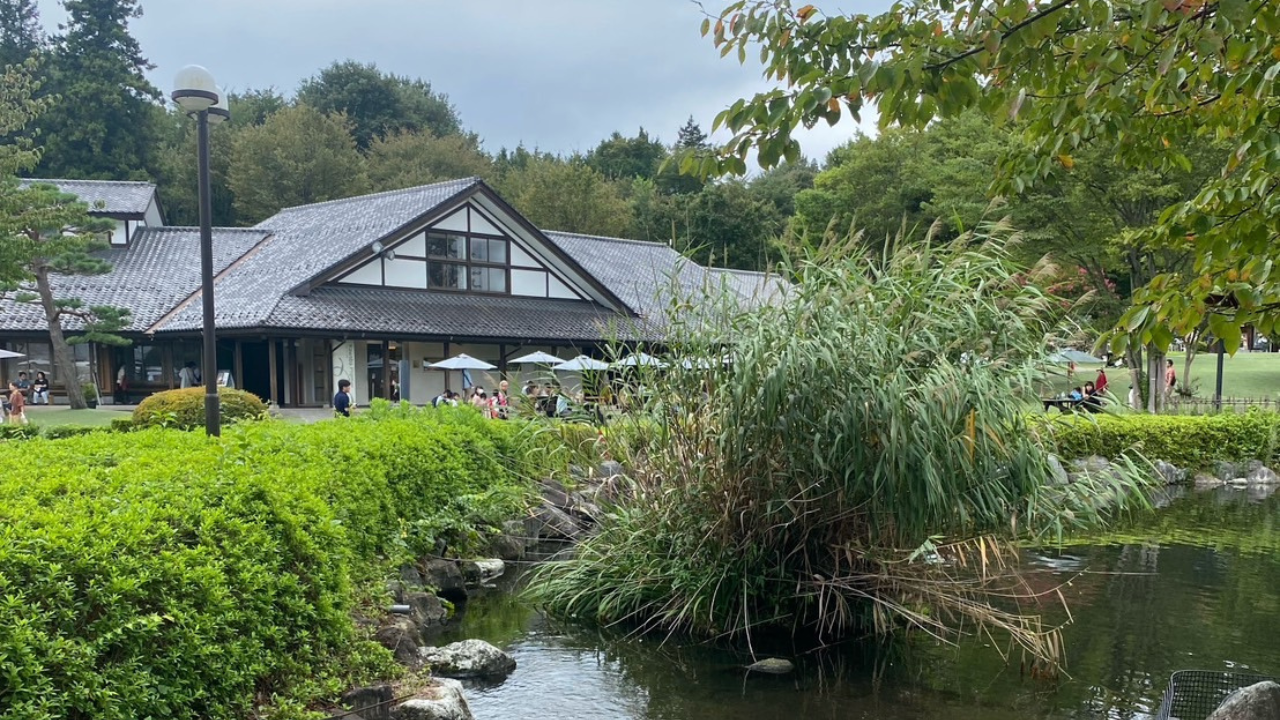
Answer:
[403,592,448,628]
[473,558,505,582]
[1153,460,1188,485]
[595,460,625,479]
[746,658,795,674]
[532,501,584,540]
[1247,464,1280,485]
[1206,681,1280,720]
[1047,455,1070,486]
[539,479,572,509]
[419,639,517,679]
[342,685,394,720]
[374,616,421,666]
[457,561,482,587]
[568,490,604,524]
[1214,460,1242,483]
[1071,456,1112,474]
[1195,473,1226,489]
[421,559,467,604]
[390,678,474,720]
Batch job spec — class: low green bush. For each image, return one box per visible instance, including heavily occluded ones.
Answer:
[132,387,268,430]
[40,424,104,440]
[1042,411,1280,468]
[0,406,535,720]
[0,423,38,440]
[110,416,135,432]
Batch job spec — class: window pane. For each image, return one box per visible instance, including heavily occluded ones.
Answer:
[471,267,506,293]
[429,262,467,290]
[488,268,507,293]
[487,239,508,265]
[427,233,465,259]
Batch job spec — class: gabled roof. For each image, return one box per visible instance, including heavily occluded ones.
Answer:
[158,178,483,331]
[18,178,159,218]
[0,227,271,333]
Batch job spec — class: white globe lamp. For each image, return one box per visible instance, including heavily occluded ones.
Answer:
[171,65,219,113]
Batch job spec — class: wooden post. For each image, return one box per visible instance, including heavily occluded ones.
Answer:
[381,340,391,400]
[268,340,279,406]
[162,344,175,389]
[443,341,451,392]
[233,341,244,393]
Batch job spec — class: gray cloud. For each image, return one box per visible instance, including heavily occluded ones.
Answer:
[37,0,887,163]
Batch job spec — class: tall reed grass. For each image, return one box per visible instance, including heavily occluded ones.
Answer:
[528,228,1152,668]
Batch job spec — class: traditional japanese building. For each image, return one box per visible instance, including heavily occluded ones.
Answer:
[0,177,779,405]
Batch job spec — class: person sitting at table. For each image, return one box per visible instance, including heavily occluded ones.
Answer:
[1068,386,1084,402]
[1083,381,1096,397]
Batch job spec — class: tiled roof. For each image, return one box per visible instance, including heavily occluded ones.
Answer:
[158,178,481,331]
[263,286,657,342]
[544,231,706,318]
[18,178,157,217]
[0,227,271,333]
[545,231,783,321]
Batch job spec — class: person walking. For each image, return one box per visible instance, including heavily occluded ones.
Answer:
[31,372,49,405]
[1095,368,1108,396]
[7,381,27,424]
[1165,359,1177,403]
[495,380,510,419]
[333,379,354,417]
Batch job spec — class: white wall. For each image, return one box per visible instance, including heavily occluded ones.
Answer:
[330,341,358,407]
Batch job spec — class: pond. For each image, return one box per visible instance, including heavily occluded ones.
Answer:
[442,485,1280,720]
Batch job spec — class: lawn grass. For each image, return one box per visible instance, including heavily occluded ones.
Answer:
[1036,351,1280,401]
[21,407,128,427]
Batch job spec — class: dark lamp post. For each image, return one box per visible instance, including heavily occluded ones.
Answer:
[171,65,225,437]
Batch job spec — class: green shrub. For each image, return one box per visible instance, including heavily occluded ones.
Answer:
[0,423,38,440]
[1042,411,1280,469]
[40,424,103,440]
[110,416,135,432]
[0,407,535,720]
[132,387,268,429]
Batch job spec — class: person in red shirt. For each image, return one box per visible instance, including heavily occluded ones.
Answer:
[1095,368,1108,396]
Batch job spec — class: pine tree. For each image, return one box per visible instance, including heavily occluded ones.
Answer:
[0,0,42,67]
[676,116,709,150]
[35,0,160,179]
[2,61,129,408]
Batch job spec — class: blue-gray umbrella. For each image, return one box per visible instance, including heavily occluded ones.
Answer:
[1048,349,1105,364]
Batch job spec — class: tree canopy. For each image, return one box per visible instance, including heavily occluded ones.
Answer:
[704,0,1280,351]
[297,60,462,149]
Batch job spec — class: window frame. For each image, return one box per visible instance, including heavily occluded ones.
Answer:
[424,229,511,296]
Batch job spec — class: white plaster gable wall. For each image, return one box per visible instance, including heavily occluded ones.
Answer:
[330,341,358,407]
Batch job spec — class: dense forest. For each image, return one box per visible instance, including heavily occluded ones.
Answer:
[1,0,1221,327]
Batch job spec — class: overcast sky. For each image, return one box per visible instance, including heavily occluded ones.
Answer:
[36,0,886,163]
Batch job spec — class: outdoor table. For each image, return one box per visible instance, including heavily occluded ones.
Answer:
[1042,398,1081,412]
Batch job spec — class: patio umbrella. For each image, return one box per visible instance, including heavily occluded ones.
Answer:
[554,355,610,372]
[613,352,667,368]
[429,354,497,371]
[0,349,24,360]
[508,351,565,366]
[1048,349,1105,365]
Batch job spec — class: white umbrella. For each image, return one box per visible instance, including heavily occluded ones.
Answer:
[0,349,24,360]
[508,351,565,365]
[555,355,610,372]
[1048,349,1104,365]
[429,354,496,371]
[613,352,667,368]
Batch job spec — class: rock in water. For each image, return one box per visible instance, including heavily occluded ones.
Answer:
[1047,455,1070,486]
[746,658,795,674]
[420,639,517,679]
[473,558,505,581]
[1207,681,1280,720]
[391,678,473,720]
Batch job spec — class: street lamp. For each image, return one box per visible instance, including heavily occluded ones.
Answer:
[171,65,226,437]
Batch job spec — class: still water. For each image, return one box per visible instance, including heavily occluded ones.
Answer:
[443,486,1280,720]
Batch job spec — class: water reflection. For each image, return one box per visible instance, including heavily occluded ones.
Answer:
[448,488,1280,720]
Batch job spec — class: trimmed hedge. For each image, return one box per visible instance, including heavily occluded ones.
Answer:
[1043,411,1280,469]
[133,387,268,429]
[0,405,534,720]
